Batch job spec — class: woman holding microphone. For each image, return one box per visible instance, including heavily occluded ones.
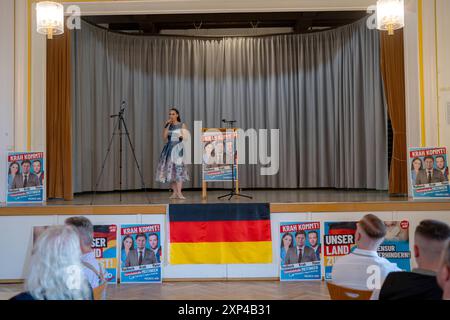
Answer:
[156,108,189,199]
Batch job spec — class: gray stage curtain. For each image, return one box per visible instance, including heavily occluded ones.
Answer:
[72,18,388,192]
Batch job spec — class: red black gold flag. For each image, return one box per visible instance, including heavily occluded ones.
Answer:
[169,203,272,264]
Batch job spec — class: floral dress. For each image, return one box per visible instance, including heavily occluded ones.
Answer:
[155,123,189,183]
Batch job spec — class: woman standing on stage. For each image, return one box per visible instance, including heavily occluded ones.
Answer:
[156,108,189,199]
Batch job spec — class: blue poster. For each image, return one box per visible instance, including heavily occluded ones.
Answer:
[409,147,450,199]
[120,224,162,283]
[324,221,411,281]
[378,221,411,272]
[280,222,321,281]
[7,152,45,204]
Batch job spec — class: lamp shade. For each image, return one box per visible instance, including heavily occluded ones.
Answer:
[376,0,405,35]
[36,1,64,39]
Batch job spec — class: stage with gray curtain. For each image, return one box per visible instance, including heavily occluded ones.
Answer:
[72,18,388,193]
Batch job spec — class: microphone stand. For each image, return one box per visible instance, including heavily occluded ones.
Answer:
[218,119,253,201]
[91,101,151,205]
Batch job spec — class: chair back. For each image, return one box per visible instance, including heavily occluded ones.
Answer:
[93,282,107,300]
[326,282,373,300]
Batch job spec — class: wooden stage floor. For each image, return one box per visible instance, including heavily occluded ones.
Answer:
[48,189,400,206]
[0,281,329,300]
[1,189,449,215]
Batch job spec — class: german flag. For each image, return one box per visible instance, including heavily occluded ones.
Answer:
[169,203,272,264]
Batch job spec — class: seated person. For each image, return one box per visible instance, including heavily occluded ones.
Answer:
[11,226,92,300]
[65,216,106,291]
[331,214,401,296]
[379,220,450,300]
[437,240,450,300]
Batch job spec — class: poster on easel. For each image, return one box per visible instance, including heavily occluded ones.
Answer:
[7,152,45,204]
[119,224,162,283]
[279,222,322,281]
[409,147,450,199]
[202,129,238,182]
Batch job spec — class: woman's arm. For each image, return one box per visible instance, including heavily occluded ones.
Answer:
[181,123,188,140]
[163,121,170,141]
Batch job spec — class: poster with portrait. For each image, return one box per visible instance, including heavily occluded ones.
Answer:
[202,129,237,181]
[7,152,45,204]
[93,225,118,284]
[409,147,450,199]
[279,222,321,281]
[324,221,411,280]
[120,224,162,283]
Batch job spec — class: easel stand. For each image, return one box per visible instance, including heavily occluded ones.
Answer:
[91,103,151,205]
[217,120,253,201]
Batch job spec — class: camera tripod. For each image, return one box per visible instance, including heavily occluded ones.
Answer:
[91,101,151,205]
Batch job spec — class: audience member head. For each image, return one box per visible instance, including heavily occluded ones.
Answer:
[65,216,94,254]
[355,214,386,251]
[414,220,450,272]
[25,225,91,300]
[437,240,450,300]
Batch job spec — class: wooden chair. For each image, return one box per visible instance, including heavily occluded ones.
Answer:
[326,282,373,300]
[93,282,107,300]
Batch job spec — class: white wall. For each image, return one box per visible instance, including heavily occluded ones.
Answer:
[436,0,450,150]
[1,211,450,280]
[0,0,15,203]
[404,0,450,151]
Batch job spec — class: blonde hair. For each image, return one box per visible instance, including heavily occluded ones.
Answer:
[358,214,386,240]
[25,225,92,300]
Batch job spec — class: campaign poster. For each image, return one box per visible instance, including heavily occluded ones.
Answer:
[120,224,162,283]
[202,130,237,181]
[324,222,357,280]
[279,222,321,281]
[93,225,118,284]
[378,221,411,272]
[324,221,412,280]
[409,147,450,198]
[7,152,45,204]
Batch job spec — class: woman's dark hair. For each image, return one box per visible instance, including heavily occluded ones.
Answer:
[8,162,21,175]
[170,108,181,122]
[121,235,135,251]
[281,233,294,248]
[411,157,423,170]
[204,141,216,157]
